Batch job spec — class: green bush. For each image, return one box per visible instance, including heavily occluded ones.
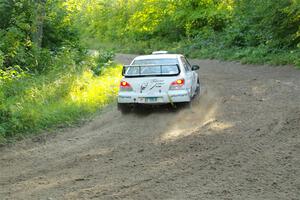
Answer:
[0,54,122,144]
[78,0,299,68]
[90,49,115,76]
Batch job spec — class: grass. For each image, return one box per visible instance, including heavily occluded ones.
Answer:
[0,60,122,144]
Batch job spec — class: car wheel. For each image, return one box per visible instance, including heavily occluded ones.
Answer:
[195,79,201,96]
[195,78,200,95]
[191,79,200,99]
[118,103,131,114]
[174,102,190,109]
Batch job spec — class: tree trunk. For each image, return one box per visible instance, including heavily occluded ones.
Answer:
[33,0,46,49]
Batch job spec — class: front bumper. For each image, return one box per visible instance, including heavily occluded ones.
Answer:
[118,90,190,104]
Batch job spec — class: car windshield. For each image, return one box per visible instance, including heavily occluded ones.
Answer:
[124,58,180,77]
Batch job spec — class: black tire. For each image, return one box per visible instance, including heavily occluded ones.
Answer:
[174,102,190,109]
[191,78,200,100]
[118,103,131,114]
[196,78,200,95]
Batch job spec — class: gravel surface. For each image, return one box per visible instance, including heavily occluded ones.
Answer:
[1,54,299,200]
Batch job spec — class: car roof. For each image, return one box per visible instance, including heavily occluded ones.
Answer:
[133,54,183,60]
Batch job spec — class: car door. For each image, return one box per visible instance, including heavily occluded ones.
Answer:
[180,56,194,97]
[186,57,198,93]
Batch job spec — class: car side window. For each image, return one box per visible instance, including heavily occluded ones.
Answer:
[184,57,193,70]
[181,57,191,72]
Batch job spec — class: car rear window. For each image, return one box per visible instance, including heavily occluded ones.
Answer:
[123,58,180,77]
[132,58,179,65]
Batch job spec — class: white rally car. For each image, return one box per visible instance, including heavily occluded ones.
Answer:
[117,51,200,113]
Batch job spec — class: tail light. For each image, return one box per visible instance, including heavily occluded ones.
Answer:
[169,79,185,90]
[120,81,133,91]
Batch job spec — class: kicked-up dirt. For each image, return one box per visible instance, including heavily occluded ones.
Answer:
[0,54,300,199]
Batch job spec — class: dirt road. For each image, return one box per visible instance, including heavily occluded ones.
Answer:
[1,55,300,199]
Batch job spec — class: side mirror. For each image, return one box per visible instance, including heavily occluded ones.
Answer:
[192,65,200,71]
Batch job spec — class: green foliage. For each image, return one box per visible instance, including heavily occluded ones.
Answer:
[0,0,123,144]
[42,0,80,50]
[225,0,299,49]
[90,49,115,76]
[77,0,299,67]
[0,53,122,144]
[0,0,81,73]
[0,50,4,68]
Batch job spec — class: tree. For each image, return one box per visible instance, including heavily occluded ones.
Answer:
[33,0,46,49]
